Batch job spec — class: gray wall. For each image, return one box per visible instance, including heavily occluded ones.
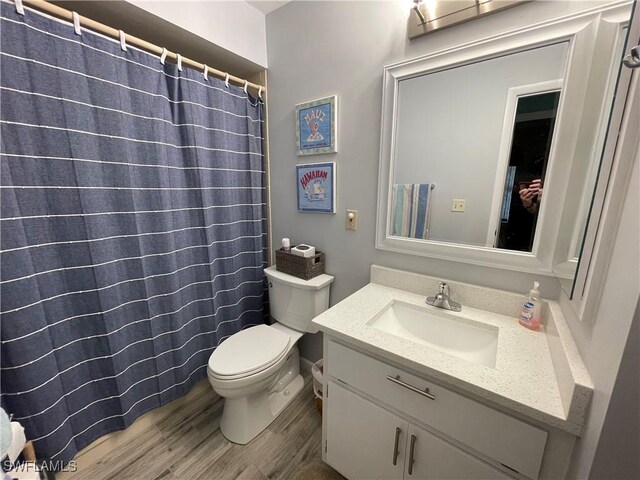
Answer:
[588,299,639,480]
[566,149,639,478]
[394,43,567,246]
[265,2,637,476]
[265,0,609,361]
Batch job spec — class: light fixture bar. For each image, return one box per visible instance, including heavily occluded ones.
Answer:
[408,0,531,40]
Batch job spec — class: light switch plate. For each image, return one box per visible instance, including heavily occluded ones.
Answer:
[346,209,358,230]
[452,199,466,212]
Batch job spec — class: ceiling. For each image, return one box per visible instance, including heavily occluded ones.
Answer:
[247,1,292,15]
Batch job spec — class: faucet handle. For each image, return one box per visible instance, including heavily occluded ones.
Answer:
[427,282,461,312]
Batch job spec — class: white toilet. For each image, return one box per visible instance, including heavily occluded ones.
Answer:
[207,265,334,444]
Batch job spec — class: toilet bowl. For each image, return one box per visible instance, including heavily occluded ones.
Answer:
[207,266,334,444]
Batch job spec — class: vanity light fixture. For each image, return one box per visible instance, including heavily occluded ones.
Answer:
[408,0,530,40]
[413,0,426,25]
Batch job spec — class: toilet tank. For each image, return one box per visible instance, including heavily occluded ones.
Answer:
[264,266,334,334]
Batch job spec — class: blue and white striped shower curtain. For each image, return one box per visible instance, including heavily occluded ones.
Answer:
[0,2,267,464]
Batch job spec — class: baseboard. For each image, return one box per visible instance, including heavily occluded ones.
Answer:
[299,356,315,374]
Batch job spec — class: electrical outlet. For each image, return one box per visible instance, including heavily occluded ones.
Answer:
[451,199,466,212]
[346,209,358,231]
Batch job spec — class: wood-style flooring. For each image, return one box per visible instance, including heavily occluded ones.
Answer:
[67,375,333,480]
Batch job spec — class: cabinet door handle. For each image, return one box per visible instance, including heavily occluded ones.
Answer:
[408,434,417,475]
[387,375,436,400]
[392,427,401,465]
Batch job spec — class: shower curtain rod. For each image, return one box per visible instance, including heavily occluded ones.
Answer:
[16,0,266,94]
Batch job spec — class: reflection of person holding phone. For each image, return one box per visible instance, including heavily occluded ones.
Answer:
[519,179,543,214]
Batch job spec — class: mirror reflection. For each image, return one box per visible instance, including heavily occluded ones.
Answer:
[495,91,560,251]
[390,42,568,250]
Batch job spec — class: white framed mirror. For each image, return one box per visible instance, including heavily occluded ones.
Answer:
[553,15,633,287]
[563,6,639,322]
[376,2,633,283]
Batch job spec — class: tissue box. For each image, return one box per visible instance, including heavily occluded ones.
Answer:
[275,249,325,280]
[291,244,316,258]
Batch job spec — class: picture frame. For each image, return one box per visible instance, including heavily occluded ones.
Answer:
[295,95,338,156]
[296,162,336,213]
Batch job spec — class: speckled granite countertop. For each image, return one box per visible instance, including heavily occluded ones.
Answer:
[312,270,593,436]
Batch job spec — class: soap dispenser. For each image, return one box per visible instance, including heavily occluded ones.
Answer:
[519,281,542,331]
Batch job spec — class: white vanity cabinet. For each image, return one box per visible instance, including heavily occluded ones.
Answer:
[326,380,511,480]
[403,423,511,480]
[325,380,408,479]
[322,340,553,480]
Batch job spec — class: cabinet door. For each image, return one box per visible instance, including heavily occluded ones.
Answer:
[326,380,408,480]
[404,424,512,480]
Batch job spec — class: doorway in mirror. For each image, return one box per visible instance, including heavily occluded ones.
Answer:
[495,91,561,251]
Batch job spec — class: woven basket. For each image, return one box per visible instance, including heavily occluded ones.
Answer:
[275,248,325,280]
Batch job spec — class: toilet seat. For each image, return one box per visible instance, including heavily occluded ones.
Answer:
[208,325,291,379]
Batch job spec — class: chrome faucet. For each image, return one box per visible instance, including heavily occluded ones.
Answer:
[426,282,462,312]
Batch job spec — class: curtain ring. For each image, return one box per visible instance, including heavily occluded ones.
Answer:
[160,48,168,65]
[224,73,230,88]
[14,0,24,15]
[119,30,127,51]
[203,64,209,81]
[72,12,81,35]
[176,54,183,72]
[243,80,248,94]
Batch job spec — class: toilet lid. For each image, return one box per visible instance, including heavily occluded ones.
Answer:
[208,325,290,377]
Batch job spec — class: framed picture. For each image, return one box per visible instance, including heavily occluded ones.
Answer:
[296,162,336,213]
[295,95,337,156]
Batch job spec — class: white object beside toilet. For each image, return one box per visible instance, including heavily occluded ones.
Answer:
[291,244,316,257]
[207,266,333,444]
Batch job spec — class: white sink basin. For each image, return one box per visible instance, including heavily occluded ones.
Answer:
[367,301,499,368]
